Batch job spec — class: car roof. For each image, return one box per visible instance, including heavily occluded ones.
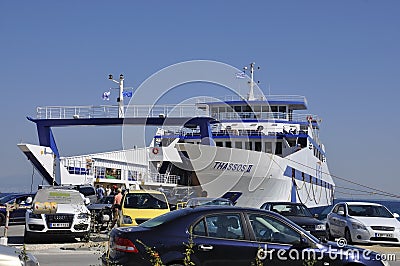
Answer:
[265,202,306,206]
[189,197,230,201]
[344,202,383,206]
[127,189,164,195]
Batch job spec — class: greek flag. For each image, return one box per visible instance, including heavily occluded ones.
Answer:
[123,91,133,97]
[235,72,246,79]
[102,91,111,100]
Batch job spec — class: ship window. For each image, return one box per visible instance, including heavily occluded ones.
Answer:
[279,106,287,113]
[234,106,241,112]
[235,142,242,149]
[245,142,252,150]
[255,142,261,151]
[275,142,282,155]
[216,142,223,147]
[225,141,232,148]
[271,106,278,112]
[218,107,226,113]
[253,106,261,112]
[262,106,270,112]
[265,142,272,153]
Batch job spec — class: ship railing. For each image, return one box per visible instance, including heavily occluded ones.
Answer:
[214,112,319,122]
[196,95,307,104]
[146,173,179,185]
[36,104,208,119]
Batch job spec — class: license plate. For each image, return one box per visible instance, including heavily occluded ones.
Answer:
[50,223,69,228]
[375,233,393,238]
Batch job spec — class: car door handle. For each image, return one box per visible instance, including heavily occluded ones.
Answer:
[198,244,213,251]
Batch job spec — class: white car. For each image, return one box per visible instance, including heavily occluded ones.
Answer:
[327,201,400,245]
[24,188,91,243]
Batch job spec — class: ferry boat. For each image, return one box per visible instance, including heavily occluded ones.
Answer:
[18,63,334,208]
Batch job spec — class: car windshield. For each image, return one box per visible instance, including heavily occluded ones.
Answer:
[34,189,84,205]
[98,196,114,204]
[123,193,168,209]
[271,204,313,217]
[347,205,393,218]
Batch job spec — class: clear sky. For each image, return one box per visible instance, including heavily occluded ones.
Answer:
[0,1,399,199]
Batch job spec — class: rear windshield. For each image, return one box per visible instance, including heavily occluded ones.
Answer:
[123,193,168,209]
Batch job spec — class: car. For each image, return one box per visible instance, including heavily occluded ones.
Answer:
[186,197,234,208]
[120,190,170,226]
[0,244,40,266]
[102,206,390,266]
[326,201,400,245]
[260,202,327,240]
[0,193,35,225]
[24,187,91,243]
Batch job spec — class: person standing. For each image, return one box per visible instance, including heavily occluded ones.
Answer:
[111,188,123,228]
[96,185,105,201]
[105,185,111,196]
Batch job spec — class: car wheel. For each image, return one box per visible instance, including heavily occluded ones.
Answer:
[326,224,334,241]
[344,227,352,244]
[0,213,5,226]
[81,232,90,242]
[24,229,36,244]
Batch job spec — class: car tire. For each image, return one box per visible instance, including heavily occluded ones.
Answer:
[0,213,5,226]
[344,227,352,244]
[24,229,36,244]
[326,224,334,241]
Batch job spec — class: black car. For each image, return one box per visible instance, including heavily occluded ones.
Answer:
[0,193,35,225]
[260,202,327,240]
[102,206,387,266]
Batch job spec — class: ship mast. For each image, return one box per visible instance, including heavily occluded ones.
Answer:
[245,62,259,101]
[109,74,125,118]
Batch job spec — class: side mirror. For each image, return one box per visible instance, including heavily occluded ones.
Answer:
[393,213,399,218]
[84,198,90,205]
[26,197,32,205]
[294,235,310,249]
[313,213,319,219]
[337,210,345,216]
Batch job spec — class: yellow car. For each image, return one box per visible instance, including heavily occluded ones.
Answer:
[120,190,170,226]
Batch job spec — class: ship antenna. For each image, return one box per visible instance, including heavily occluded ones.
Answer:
[109,74,125,118]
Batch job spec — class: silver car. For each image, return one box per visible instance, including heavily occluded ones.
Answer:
[0,244,39,266]
[327,201,400,245]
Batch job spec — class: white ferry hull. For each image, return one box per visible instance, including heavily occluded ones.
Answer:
[177,143,334,208]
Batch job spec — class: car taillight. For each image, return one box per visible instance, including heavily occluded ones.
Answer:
[114,237,139,253]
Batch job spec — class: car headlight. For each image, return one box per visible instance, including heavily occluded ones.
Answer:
[123,215,132,224]
[315,224,326,231]
[351,222,367,230]
[29,212,42,219]
[77,213,90,220]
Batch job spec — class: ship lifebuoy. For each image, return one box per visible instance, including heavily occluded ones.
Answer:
[152,147,159,154]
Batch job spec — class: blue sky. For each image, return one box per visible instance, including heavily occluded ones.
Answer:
[0,1,399,198]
